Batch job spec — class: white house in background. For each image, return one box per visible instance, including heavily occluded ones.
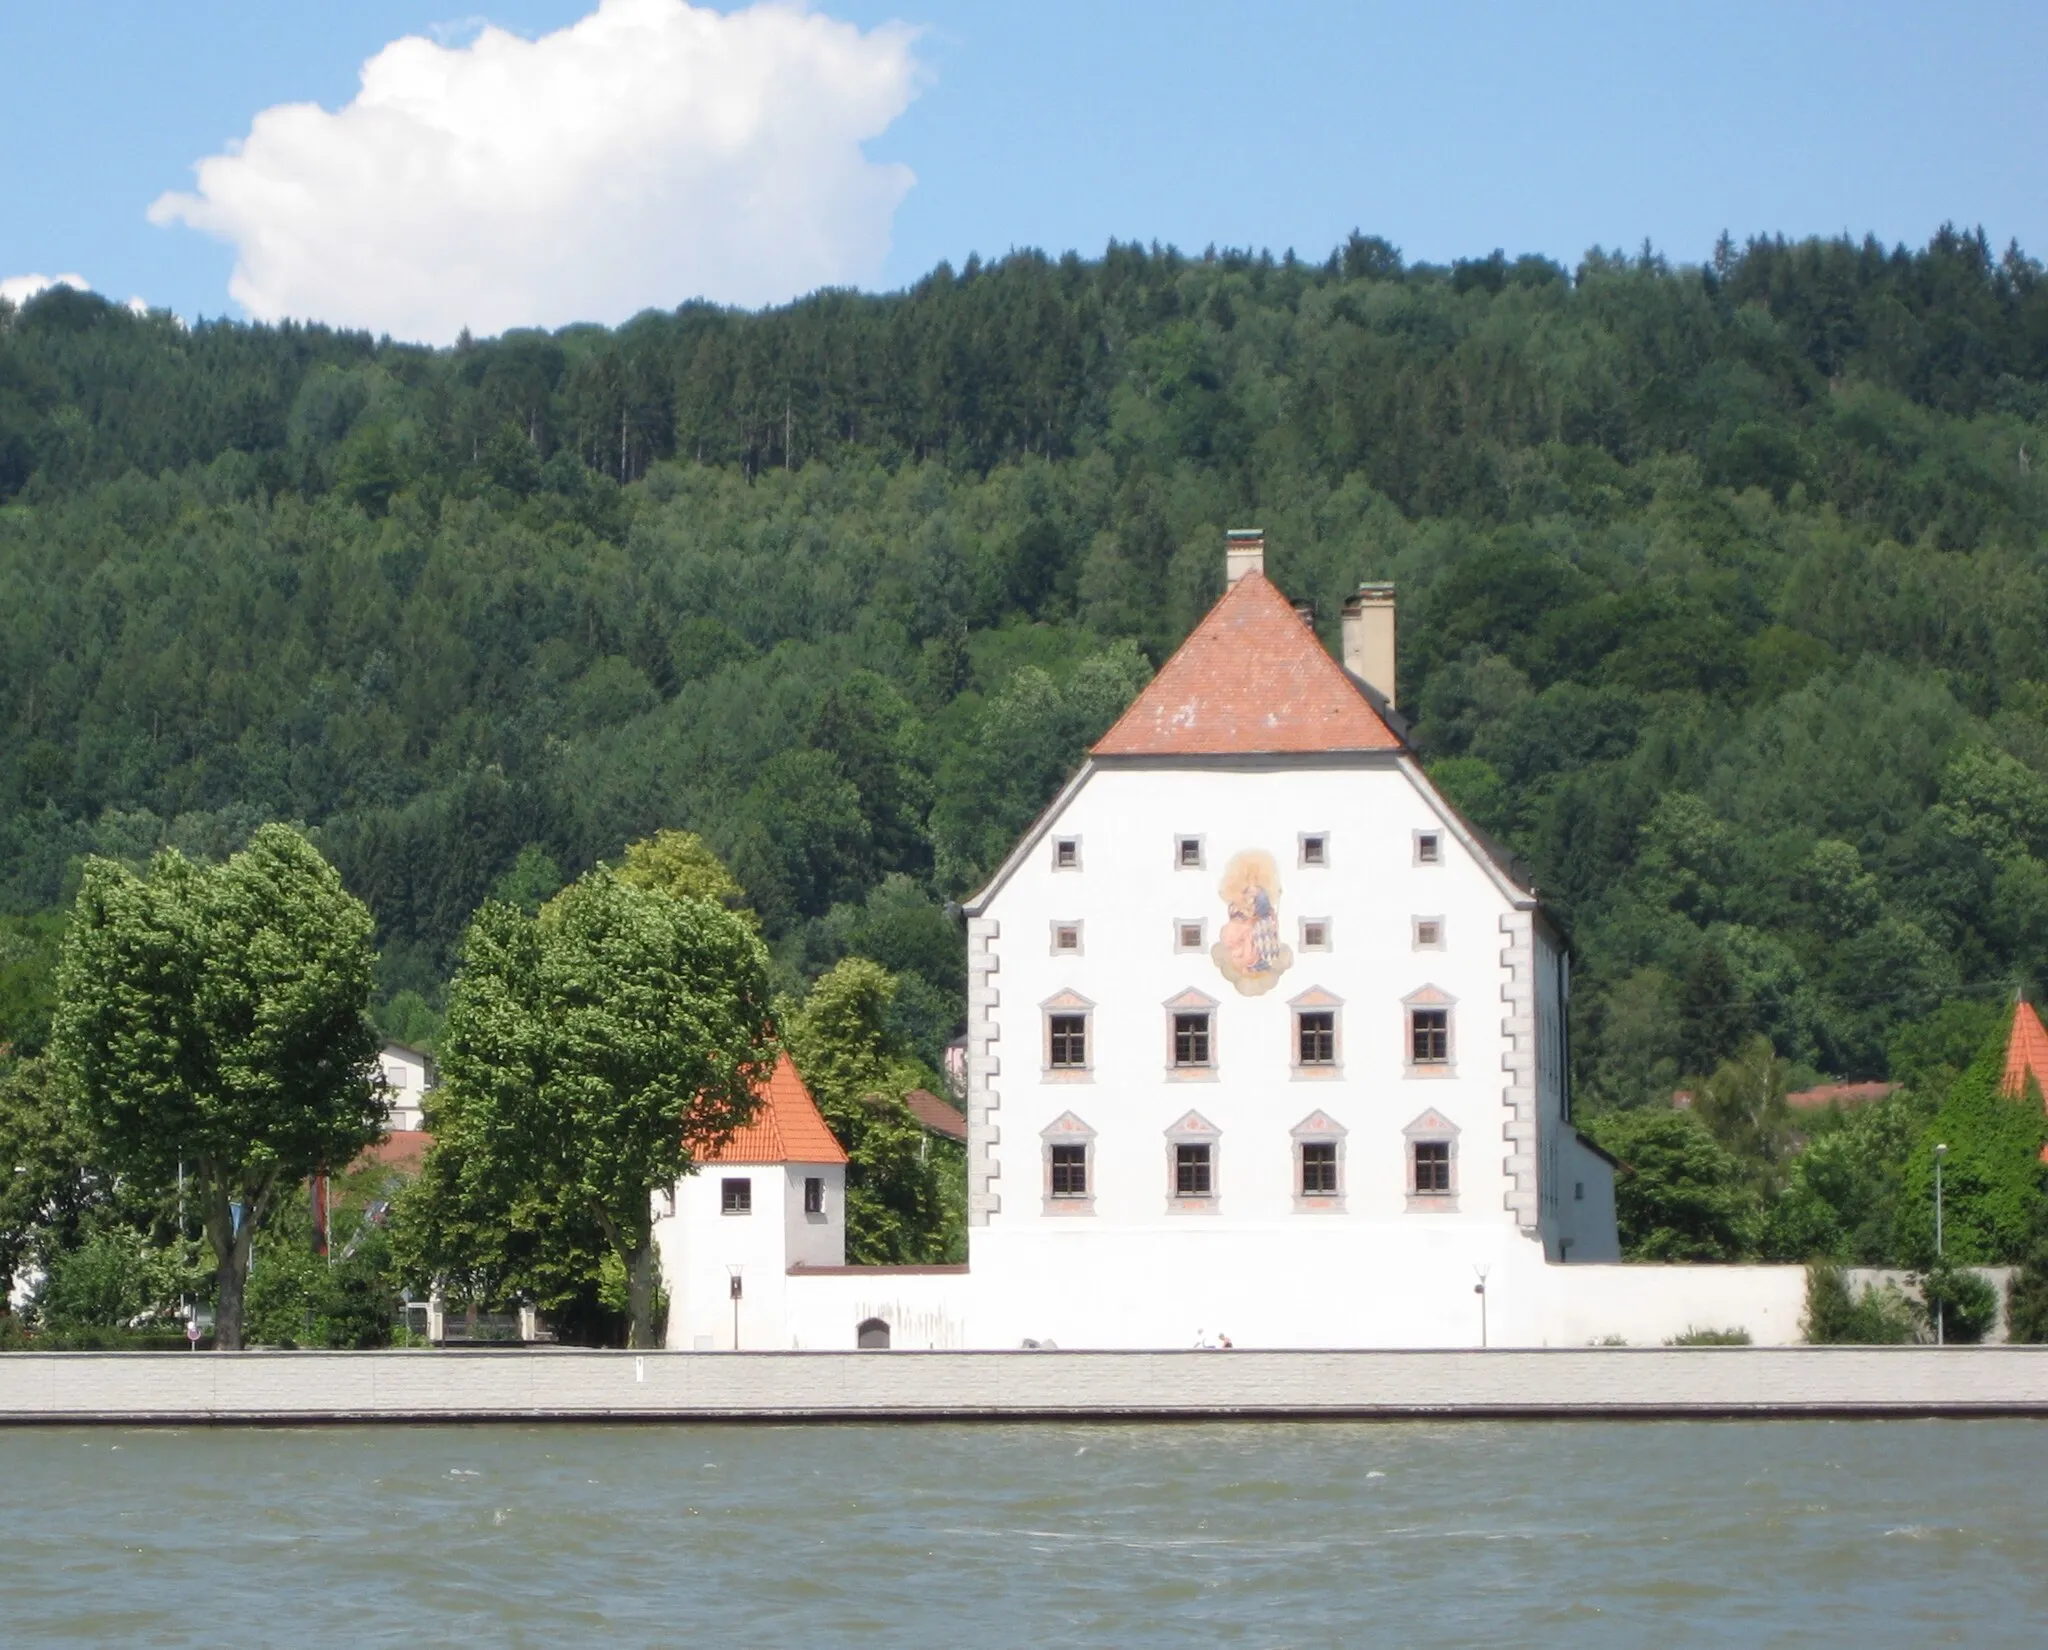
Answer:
[377,1043,435,1133]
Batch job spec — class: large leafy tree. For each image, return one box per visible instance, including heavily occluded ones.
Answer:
[782,958,960,1264]
[1581,1109,1757,1261]
[426,868,776,1347]
[50,825,381,1349]
[0,1055,99,1312]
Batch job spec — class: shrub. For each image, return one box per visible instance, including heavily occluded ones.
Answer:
[1917,1262,1998,1344]
[2008,1237,2048,1343]
[1803,1262,1920,1343]
[1667,1326,1753,1345]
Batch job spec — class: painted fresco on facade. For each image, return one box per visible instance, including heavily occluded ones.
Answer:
[1212,849,1292,995]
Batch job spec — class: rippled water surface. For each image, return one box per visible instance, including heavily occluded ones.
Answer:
[5,1419,2048,1645]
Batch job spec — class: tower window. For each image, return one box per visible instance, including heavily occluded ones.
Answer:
[804,1176,825,1215]
[721,1178,752,1215]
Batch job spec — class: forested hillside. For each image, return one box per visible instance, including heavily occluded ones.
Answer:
[6,226,2048,1121]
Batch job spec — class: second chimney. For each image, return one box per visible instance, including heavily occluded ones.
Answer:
[1342,583,1397,709]
[1225,528,1265,585]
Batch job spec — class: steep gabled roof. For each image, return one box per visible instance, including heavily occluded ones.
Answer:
[697,1052,848,1166]
[2002,998,2048,1104]
[1091,570,1402,757]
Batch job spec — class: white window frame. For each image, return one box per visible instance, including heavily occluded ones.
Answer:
[1291,1110,1348,1212]
[1052,835,1082,871]
[1403,1109,1461,1211]
[1298,832,1330,869]
[1174,833,1206,870]
[1299,916,1332,952]
[1289,987,1343,1079]
[1164,1111,1221,1212]
[1413,829,1443,867]
[1174,917,1207,953]
[1413,916,1445,950]
[720,1177,753,1216]
[1041,1112,1096,1216]
[1049,919,1084,956]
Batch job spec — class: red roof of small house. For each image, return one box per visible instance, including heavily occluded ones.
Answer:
[903,1088,968,1142]
[1090,571,1403,758]
[696,1052,849,1167]
[1786,1082,1897,1111]
[2002,999,2048,1103]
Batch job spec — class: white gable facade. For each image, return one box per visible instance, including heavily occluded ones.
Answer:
[956,537,1620,1349]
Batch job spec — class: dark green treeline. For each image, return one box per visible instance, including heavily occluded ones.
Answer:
[5,226,2048,1108]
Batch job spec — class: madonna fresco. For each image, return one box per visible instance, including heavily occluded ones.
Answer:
[1212,848,1292,995]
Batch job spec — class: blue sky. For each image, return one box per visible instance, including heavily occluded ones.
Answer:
[3,0,2043,339]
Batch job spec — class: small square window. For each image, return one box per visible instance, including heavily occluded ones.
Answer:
[1300,918,1330,951]
[1298,1010,1336,1066]
[1411,1008,1449,1064]
[1050,1144,1088,1199]
[804,1176,825,1215]
[1175,920,1206,952]
[1300,834,1328,867]
[1049,1013,1088,1069]
[1053,837,1080,870]
[1177,836,1204,869]
[1301,1141,1339,1196]
[1415,831,1441,866]
[721,1177,752,1214]
[1414,918,1443,949]
[1175,1142,1213,1197]
[1173,1011,1212,1067]
[1413,1140,1452,1194]
[1052,922,1082,953]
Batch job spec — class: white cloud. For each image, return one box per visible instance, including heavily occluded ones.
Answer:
[0,272,90,306]
[148,0,920,344]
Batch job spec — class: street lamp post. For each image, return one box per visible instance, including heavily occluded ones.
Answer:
[727,1265,744,1351]
[1473,1265,1491,1349]
[1933,1143,1948,1348]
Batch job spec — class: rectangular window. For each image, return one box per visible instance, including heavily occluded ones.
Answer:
[1054,837,1080,870]
[1411,1008,1449,1064]
[1300,918,1330,951]
[1175,1142,1213,1197]
[1049,1014,1088,1069]
[1301,1141,1339,1195]
[1297,1010,1336,1066]
[1413,1140,1452,1194]
[1415,831,1441,865]
[1300,834,1328,867]
[1414,918,1443,949]
[1176,920,1205,952]
[721,1177,752,1214]
[1053,922,1081,953]
[1050,1144,1088,1198]
[804,1176,825,1215]
[1173,1011,1212,1067]
[1177,836,1204,868]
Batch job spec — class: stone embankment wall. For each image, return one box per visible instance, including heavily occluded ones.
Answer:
[5,1346,2048,1424]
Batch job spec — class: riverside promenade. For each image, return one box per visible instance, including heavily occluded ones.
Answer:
[6,1346,2048,1424]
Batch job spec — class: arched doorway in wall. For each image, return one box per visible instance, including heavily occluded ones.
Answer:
[856,1317,892,1350]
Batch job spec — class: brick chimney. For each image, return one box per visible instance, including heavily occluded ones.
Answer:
[1225,528,1265,585]
[1341,583,1396,709]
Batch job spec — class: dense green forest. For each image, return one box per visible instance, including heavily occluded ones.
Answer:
[6,223,2048,1149]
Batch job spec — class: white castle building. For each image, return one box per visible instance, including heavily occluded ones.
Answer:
[660,534,1811,1350]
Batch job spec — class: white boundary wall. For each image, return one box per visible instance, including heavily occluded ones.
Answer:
[7,1347,2048,1423]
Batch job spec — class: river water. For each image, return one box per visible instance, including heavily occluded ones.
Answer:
[4,1419,2046,1646]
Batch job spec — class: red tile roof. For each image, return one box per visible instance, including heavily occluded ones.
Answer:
[355,1130,432,1175]
[1091,571,1403,757]
[696,1052,849,1166]
[903,1088,968,1141]
[2003,999,2048,1104]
